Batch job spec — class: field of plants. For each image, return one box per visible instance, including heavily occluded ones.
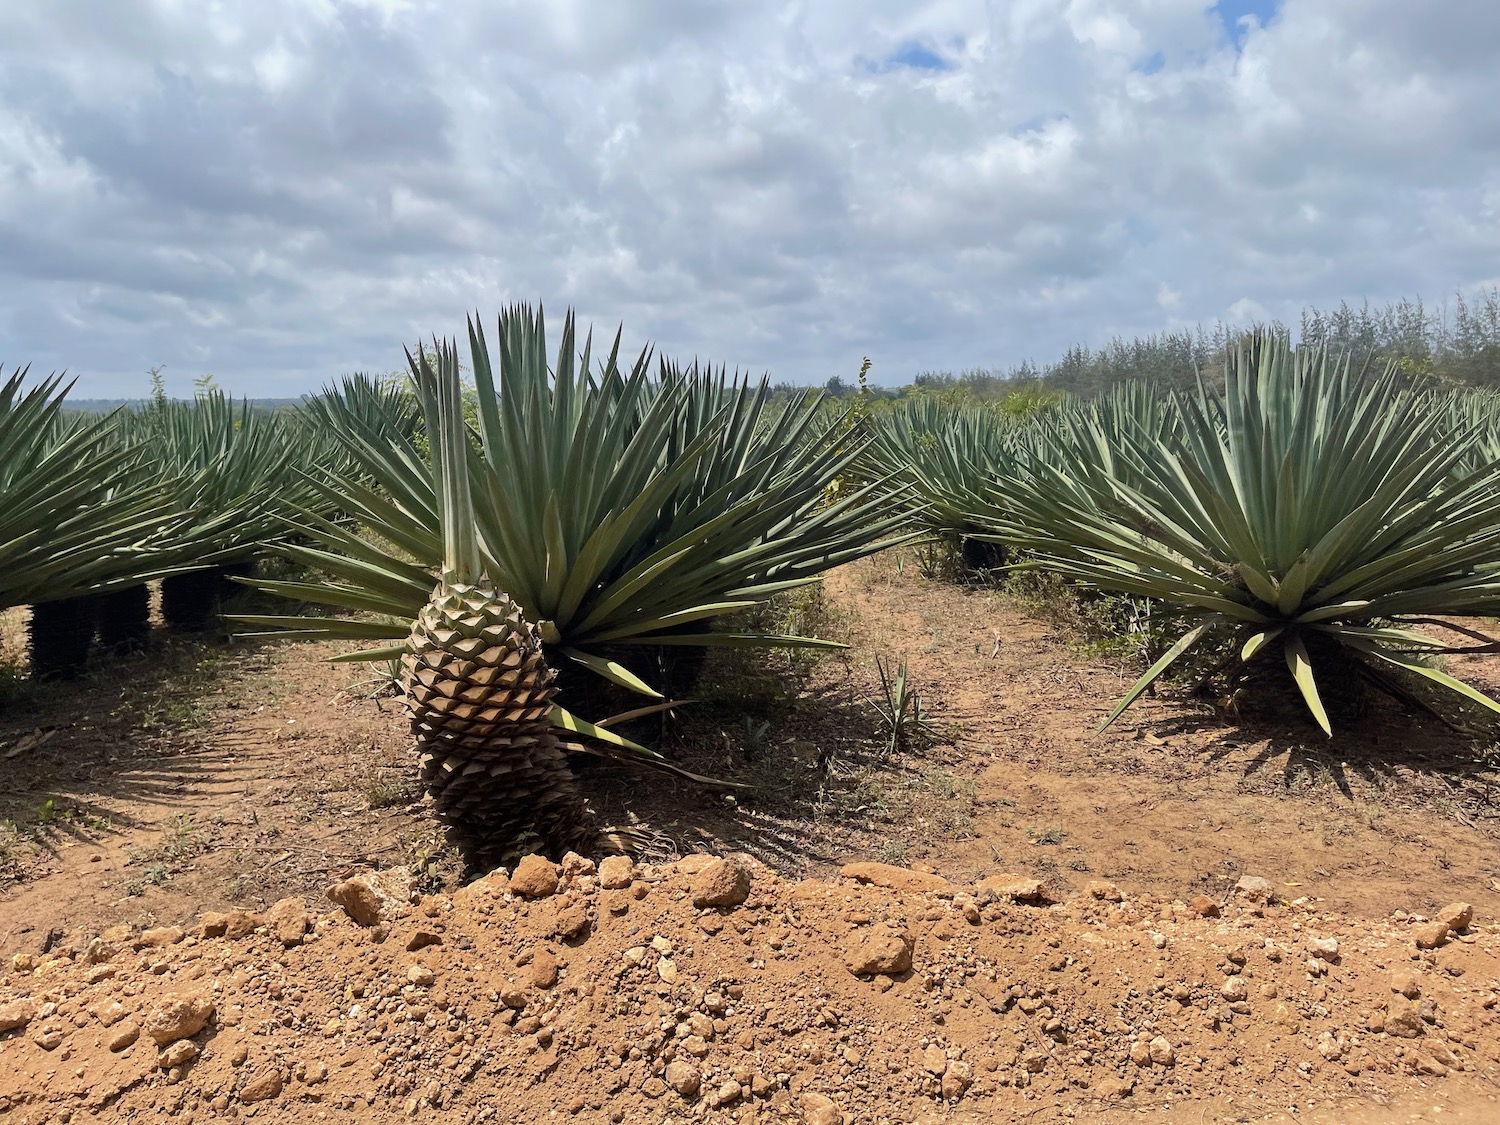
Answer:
[2,305,1500,1122]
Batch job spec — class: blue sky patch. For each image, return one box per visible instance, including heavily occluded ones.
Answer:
[1213,0,1282,48]
[871,40,954,73]
[1135,51,1166,75]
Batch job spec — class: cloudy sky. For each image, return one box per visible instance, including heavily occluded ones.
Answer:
[2,1,1497,396]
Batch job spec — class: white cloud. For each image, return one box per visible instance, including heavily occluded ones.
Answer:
[0,0,1498,395]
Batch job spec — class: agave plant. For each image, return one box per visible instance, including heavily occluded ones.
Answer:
[0,368,186,676]
[239,304,908,752]
[861,396,1020,566]
[106,392,335,634]
[986,333,1500,735]
[398,340,597,863]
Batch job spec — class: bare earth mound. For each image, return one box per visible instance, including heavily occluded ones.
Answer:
[1,855,1497,1124]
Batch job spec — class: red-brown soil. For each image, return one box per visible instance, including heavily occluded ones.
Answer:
[1,855,1497,1124]
[2,553,1499,1121]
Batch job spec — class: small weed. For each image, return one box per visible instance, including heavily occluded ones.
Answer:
[919,768,966,801]
[0,821,27,878]
[224,874,254,902]
[361,770,413,811]
[870,656,935,755]
[35,799,58,826]
[159,814,197,858]
[876,839,910,866]
[124,881,145,897]
[144,862,170,885]
[735,718,773,761]
[403,828,463,895]
[1028,826,1067,846]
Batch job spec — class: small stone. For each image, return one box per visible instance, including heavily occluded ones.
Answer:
[560,852,596,877]
[143,992,215,1046]
[622,946,647,965]
[1148,1037,1175,1066]
[240,1069,284,1103]
[30,1026,65,1051]
[500,984,529,1009]
[264,898,311,947]
[1314,1031,1343,1060]
[691,858,752,908]
[157,1040,198,1068]
[681,1034,710,1058]
[1383,1003,1425,1039]
[842,862,954,895]
[221,911,262,940]
[598,855,635,889]
[1306,936,1339,961]
[799,1092,842,1125]
[555,904,590,941]
[711,1080,742,1107]
[405,930,443,952]
[1436,902,1473,933]
[1189,895,1219,918]
[1391,969,1422,999]
[641,1076,668,1099]
[529,949,559,989]
[921,1043,947,1075]
[1129,1041,1152,1067]
[138,926,185,948]
[1414,921,1451,949]
[510,855,561,899]
[665,1060,701,1098]
[657,956,678,983]
[1221,976,1248,1002]
[845,924,913,976]
[1424,1040,1460,1070]
[977,874,1045,904]
[106,1022,140,1052]
[675,854,719,875]
[1084,880,1122,901]
[407,964,435,987]
[198,912,230,938]
[96,1001,128,1028]
[84,938,121,965]
[1233,875,1273,903]
[941,1059,974,1100]
[0,1001,34,1035]
[327,880,386,926]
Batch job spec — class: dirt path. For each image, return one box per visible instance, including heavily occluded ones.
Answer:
[2,555,1500,1120]
[821,556,1500,921]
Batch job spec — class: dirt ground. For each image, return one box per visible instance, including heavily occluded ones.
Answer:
[2,552,1499,1121]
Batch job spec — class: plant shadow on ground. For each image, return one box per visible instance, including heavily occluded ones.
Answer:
[0,576,320,884]
[0,627,273,883]
[1187,695,1500,821]
[581,585,979,874]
